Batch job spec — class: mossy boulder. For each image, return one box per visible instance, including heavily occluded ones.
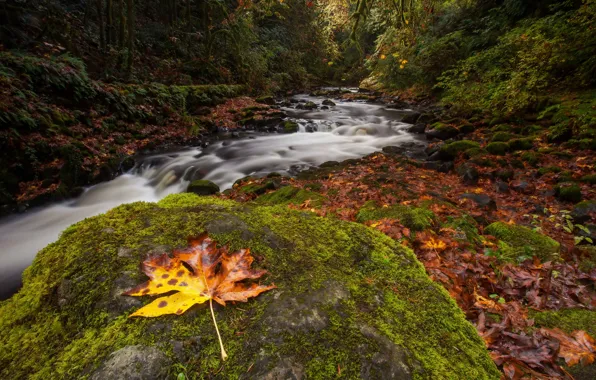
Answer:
[486,142,509,155]
[255,186,325,207]
[425,122,459,140]
[491,132,515,142]
[580,174,596,184]
[357,201,435,231]
[186,180,220,195]
[465,148,488,158]
[255,95,275,105]
[554,182,582,203]
[281,121,299,133]
[484,222,560,262]
[508,138,534,151]
[440,140,480,158]
[571,200,596,224]
[0,194,498,379]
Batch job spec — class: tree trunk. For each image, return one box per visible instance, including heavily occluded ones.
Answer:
[118,0,125,48]
[106,0,113,46]
[97,0,105,50]
[127,0,134,76]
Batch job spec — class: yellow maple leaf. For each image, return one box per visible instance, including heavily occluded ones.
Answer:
[124,234,275,360]
[422,237,447,251]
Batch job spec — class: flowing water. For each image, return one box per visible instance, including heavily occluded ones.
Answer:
[0,93,424,299]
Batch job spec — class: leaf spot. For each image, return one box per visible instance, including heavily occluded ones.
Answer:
[158,301,168,308]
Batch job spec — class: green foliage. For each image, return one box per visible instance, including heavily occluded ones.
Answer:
[486,142,510,155]
[357,201,435,231]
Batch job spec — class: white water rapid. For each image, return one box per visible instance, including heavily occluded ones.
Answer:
[0,93,424,298]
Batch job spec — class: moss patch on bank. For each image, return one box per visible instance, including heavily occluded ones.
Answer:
[0,194,498,379]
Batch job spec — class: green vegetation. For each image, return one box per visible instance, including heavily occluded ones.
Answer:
[441,140,480,158]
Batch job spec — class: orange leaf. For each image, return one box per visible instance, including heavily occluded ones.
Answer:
[422,237,447,251]
[541,328,596,367]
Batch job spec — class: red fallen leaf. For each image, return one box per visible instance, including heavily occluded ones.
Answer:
[541,328,596,367]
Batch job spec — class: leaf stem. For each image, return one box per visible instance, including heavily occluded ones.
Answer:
[209,298,228,361]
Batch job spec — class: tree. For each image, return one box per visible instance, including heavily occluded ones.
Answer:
[127,0,134,75]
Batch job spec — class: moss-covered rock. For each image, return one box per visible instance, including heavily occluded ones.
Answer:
[531,309,596,337]
[486,142,509,155]
[484,222,560,262]
[425,122,459,140]
[491,132,515,142]
[357,201,435,231]
[186,180,220,195]
[554,182,582,203]
[521,151,540,166]
[465,148,488,158]
[255,186,325,207]
[0,194,498,379]
[440,140,480,158]
[537,166,561,176]
[508,138,534,151]
[580,174,596,184]
[281,121,299,133]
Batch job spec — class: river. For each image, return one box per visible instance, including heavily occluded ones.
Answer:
[0,92,424,299]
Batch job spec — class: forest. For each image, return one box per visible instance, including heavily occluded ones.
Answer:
[0,0,595,379]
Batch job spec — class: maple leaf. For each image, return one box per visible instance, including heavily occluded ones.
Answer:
[422,237,447,251]
[123,234,275,360]
[542,328,596,367]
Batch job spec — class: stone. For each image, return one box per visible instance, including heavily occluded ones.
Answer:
[256,95,275,105]
[382,146,405,155]
[407,123,426,134]
[555,182,583,203]
[460,193,497,210]
[186,179,220,195]
[425,123,459,141]
[495,181,509,193]
[0,195,499,379]
[90,345,171,380]
[322,99,336,106]
[571,201,596,224]
[296,101,317,110]
[456,164,479,185]
[401,111,421,124]
[281,121,299,133]
[511,180,535,195]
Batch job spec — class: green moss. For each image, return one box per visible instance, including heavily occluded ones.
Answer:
[465,148,488,158]
[486,142,509,155]
[508,138,534,151]
[580,174,596,184]
[255,186,325,207]
[440,140,480,158]
[537,166,562,176]
[491,132,515,142]
[281,121,299,133]
[531,309,596,337]
[521,151,540,166]
[357,201,435,231]
[484,222,560,262]
[554,183,583,203]
[0,194,498,379]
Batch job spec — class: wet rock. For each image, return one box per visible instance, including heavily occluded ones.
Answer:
[460,193,497,210]
[571,201,596,224]
[456,164,479,185]
[90,345,171,380]
[423,161,454,173]
[320,105,329,110]
[186,180,220,195]
[425,123,458,141]
[296,101,317,110]
[511,180,535,195]
[382,146,405,156]
[401,112,421,124]
[120,156,136,173]
[320,161,340,168]
[305,124,317,133]
[495,181,509,193]
[322,99,336,106]
[407,123,426,134]
[205,213,255,241]
[281,121,299,133]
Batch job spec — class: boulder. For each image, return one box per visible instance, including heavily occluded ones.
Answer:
[460,193,497,210]
[322,99,336,106]
[571,200,596,224]
[401,112,421,124]
[0,194,499,379]
[425,123,459,141]
[485,221,560,262]
[186,179,220,195]
[407,123,426,134]
[256,95,275,105]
